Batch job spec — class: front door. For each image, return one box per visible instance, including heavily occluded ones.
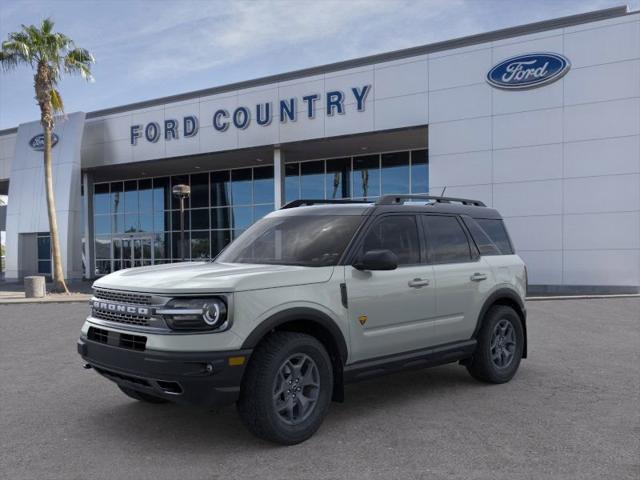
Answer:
[345,214,437,363]
[113,235,153,271]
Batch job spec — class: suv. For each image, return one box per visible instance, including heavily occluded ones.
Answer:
[78,195,527,444]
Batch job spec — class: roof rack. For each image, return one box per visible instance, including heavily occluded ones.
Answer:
[281,199,372,209]
[376,194,486,207]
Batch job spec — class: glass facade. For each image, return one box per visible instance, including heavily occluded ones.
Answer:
[92,149,427,275]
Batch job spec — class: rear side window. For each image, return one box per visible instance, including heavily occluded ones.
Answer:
[475,218,514,254]
[361,215,420,265]
[422,215,472,264]
[463,217,502,256]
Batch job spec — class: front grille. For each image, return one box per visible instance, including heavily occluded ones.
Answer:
[87,326,147,351]
[92,309,151,326]
[94,288,152,305]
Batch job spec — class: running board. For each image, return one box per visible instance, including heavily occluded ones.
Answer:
[343,340,477,384]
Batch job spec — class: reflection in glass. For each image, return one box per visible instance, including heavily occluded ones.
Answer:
[254,166,274,204]
[95,236,111,259]
[138,179,153,212]
[232,206,252,229]
[94,215,110,235]
[153,233,168,259]
[191,208,209,230]
[211,230,232,257]
[352,155,380,199]
[172,210,190,231]
[254,204,274,221]
[37,235,51,260]
[190,231,210,259]
[381,152,410,194]
[211,207,231,230]
[285,163,300,203]
[190,173,209,208]
[326,158,350,199]
[411,149,429,193]
[94,184,110,214]
[171,175,190,209]
[124,180,138,213]
[231,169,252,205]
[112,214,124,234]
[139,213,153,232]
[153,177,170,211]
[211,171,231,207]
[124,213,139,232]
[301,161,324,199]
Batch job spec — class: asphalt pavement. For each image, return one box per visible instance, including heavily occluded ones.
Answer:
[1,298,638,480]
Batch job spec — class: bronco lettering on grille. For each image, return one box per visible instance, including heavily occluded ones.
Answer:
[92,300,149,316]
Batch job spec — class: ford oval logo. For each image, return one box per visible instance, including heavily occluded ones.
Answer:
[487,53,570,90]
[29,133,59,151]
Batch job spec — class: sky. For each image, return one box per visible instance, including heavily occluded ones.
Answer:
[0,0,637,130]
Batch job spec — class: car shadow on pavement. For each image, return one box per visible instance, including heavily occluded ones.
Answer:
[83,364,484,449]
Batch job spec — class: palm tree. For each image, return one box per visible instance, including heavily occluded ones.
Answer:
[0,18,94,293]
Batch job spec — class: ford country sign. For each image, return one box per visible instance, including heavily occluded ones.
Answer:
[29,133,59,151]
[487,53,570,90]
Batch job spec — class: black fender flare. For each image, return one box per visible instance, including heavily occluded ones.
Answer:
[474,288,528,358]
[241,307,349,365]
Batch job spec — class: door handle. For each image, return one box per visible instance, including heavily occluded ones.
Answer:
[408,278,430,288]
[470,272,488,282]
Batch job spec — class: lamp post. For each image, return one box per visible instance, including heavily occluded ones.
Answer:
[172,184,191,261]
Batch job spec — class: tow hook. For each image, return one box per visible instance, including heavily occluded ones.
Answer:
[83,363,92,370]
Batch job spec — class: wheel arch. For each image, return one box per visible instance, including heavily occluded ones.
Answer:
[241,307,348,401]
[474,288,528,358]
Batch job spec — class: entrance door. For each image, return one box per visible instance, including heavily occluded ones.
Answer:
[113,235,153,271]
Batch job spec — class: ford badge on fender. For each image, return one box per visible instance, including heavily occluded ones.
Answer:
[487,53,570,90]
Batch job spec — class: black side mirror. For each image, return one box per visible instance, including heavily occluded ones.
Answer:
[353,249,398,271]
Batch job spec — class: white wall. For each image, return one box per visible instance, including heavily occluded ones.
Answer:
[428,12,640,288]
[0,133,16,181]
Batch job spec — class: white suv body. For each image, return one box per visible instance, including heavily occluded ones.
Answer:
[78,195,527,444]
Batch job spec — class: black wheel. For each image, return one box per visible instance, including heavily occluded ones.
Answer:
[237,332,333,445]
[118,385,168,404]
[467,305,524,384]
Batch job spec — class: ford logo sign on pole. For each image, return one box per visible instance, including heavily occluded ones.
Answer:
[29,133,59,151]
[487,53,570,90]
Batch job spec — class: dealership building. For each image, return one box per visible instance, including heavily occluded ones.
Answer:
[0,5,638,293]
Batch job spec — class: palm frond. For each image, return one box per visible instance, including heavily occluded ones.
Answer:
[64,47,94,81]
[50,88,64,113]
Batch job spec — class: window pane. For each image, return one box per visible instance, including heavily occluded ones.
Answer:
[153,177,171,211]
[254,166,274,204]
[211,230,232,257]
[138,179,153,212]
[124,180,138,212]
[95,260,112,275]
[37,235,51,260]
[361,216,420,265]
[111,182,123,215]
[153,233,169,259]
[352,155,380,199]
[190,231,210,260]
[300,161,324,199]
[190,173,209,208]
[171,210,190,231]
[211,171,231,207]
[381,151,410,194]
[112,214,124,234]
[191,208,210,230]
[153,211,169,232]
[325,158,351,199]
[463,217,501,256]
[95,236,111,259]
[171,175,190,209]
[285,163,300,203]
[124,213,139,232]
[113,238,123,261]
[231,168,252,205]
[254,204,274,221]
[211,207,232,230]
[139,212,153,232]
[232,206,252,229]
[172,232,188,260]
[475,218,514,255]
[94,184,110,214]
[94,215,111,235]
[411,150,429,194]
[423,215,471,264]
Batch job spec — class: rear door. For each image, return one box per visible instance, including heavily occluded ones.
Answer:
[345,214,437,362]
[421,214,493,345]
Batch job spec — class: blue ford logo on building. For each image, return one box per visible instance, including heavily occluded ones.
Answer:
[29,133,59,151]
[487,53,570,90]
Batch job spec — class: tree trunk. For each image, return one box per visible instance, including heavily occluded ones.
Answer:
[43,122,69,294]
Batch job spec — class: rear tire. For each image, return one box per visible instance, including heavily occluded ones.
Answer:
[118,385,168,404]
[467,305,524,384]
[237,332,333,445]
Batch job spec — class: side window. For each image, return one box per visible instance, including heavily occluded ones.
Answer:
[422,215,472,264]
[360,215,420,265]
[463,217,501,256]
[475,218,514,254]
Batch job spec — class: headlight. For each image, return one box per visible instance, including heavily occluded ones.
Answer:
[157,297,229,331]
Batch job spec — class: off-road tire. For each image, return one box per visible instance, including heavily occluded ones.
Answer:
[467,305,524,384]
[118,385,168,404]
[237,331,333,445]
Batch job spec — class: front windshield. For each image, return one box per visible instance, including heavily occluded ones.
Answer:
[216,215,363,267]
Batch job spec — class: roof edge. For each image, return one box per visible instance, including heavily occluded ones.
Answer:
[0,5,631,135]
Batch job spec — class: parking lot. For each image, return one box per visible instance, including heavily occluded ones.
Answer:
[1,297,638,480]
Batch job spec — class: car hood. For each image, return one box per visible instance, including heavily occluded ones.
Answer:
[93,262,335,294]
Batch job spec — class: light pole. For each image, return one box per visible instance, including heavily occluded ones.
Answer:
[172,184,191,261]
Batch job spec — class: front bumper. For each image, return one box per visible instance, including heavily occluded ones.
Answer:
[78,336,252,409]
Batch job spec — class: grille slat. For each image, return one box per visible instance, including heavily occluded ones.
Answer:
[92,309,151,326]
[94,288,152,305]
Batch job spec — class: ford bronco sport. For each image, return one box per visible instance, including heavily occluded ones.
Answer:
[78,195,527,444]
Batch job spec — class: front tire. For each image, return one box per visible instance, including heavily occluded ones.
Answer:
[467,305,524,384]
[118,385,168,404]
[238,332,333,445]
